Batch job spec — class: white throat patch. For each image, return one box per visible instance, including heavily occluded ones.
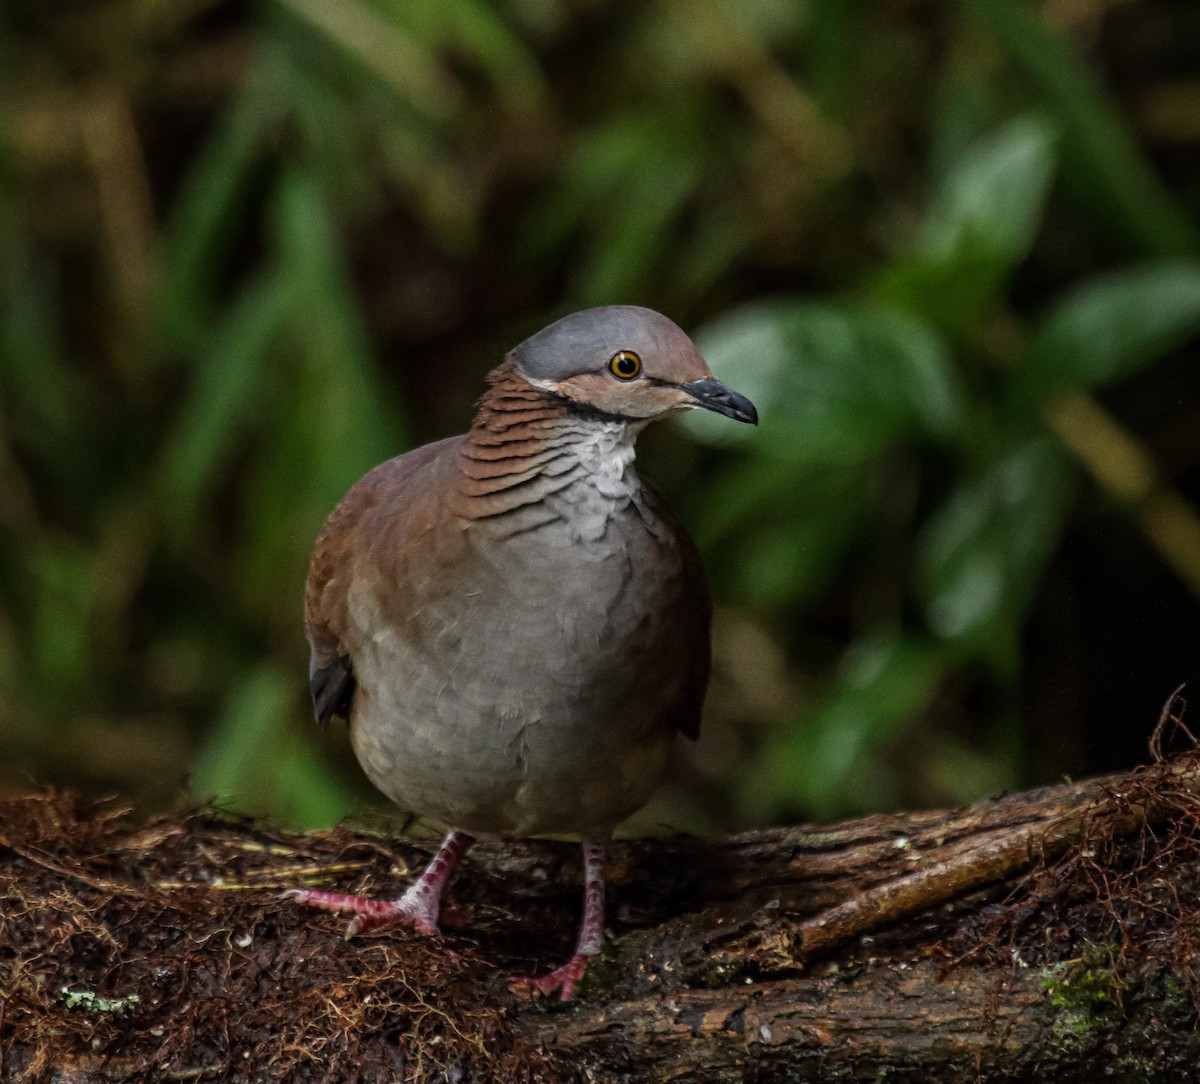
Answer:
[548,418,646,542]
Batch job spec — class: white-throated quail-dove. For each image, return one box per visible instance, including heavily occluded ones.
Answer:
[288,305,757,999]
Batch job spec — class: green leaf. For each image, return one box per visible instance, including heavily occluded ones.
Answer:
[566,112,705,305]
[28,539,104,695]
[439,0,549,116]
[192,663,361,828]
[745,634,950,821]
[0,253,75,435]
[191,664,295,802]
[917,436,1075,672]
[808,0,856,117]
[1014,262,1200,406]
[275,0,460,119]
[270,168,405,494]
[732,495,864,608]
[520,106,720,303]
[693,458,870,607]
[964,0,1197,256]
[156,87,275,349]
[879,114,1057,331]
[233,168,404,609]
[920,113,1057,266]
[273,742,363,829]
[158,273,288,529]
[689,301,965,459]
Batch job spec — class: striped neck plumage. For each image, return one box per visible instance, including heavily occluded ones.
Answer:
[453,362,645,537]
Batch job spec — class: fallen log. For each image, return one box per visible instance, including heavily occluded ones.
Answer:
[2,702,1199,1082]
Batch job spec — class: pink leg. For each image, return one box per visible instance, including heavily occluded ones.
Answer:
[286,829,474,937]
[513,836,606,1001]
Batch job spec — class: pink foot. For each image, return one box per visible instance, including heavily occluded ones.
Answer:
[286,829,473,939]
[511,953,590,1001]
[284,888,438,936]
[510,836,607,1003]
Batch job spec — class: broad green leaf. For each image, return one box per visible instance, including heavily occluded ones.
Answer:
[879,114,1057,331]
[744,634,950,821]
[917,436,1075,672]
[730,512,862,610]
[693,458,870,607]
[1014,262,1200,406]
[273,741,363,829]
[965,0,1197,256]
[689,301,965,459]
[919,114,1057,266]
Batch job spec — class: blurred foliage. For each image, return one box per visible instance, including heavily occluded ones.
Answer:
[1,0,1199,831]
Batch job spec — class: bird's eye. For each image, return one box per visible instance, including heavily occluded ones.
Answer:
[608,350,642,381]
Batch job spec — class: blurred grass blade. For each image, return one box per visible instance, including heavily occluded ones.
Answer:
[227,168,403,610]
[270,165,406,494]
[158,273,287,528]
[156,87,275,349]
[274,0,461,117]
[548,112,704,305]
[190,662,358,827]
[965,0,1198,256]
[1014,261,1200,406]
[439,0,549,116]
[191,663,294,801]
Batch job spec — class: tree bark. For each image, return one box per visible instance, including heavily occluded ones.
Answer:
[2,746,1199,1082]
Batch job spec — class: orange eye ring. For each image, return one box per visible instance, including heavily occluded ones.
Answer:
[608,350,642,381]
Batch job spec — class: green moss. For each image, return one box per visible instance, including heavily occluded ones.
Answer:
[1162,974,1197,1015]
[1044,964,1114,1015]
[1041,943,1121,1050]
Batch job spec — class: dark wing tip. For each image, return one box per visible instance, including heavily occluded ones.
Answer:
[309,654,356,729]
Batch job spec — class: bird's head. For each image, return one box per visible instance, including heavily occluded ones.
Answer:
[508,305,757,426]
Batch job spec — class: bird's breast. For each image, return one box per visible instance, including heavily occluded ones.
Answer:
[344,494,694,836]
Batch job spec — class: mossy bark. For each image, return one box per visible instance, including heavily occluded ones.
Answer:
[2,750,1199,1082]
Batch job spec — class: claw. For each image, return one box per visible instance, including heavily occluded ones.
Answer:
[285,830,473,940]
[284,888,439,936]
[511,953,590,1001]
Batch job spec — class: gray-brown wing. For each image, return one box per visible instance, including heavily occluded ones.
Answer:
[643,484,711,741]
[304,436,463,727]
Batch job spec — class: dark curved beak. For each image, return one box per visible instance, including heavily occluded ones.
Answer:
[680,378,758,425]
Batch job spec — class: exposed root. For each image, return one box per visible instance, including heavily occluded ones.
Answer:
[950,688,1200,1009]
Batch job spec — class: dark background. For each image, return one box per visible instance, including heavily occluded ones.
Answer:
[2,0,1199,834]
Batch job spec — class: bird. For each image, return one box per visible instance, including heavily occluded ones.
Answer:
[287,305,757,999]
